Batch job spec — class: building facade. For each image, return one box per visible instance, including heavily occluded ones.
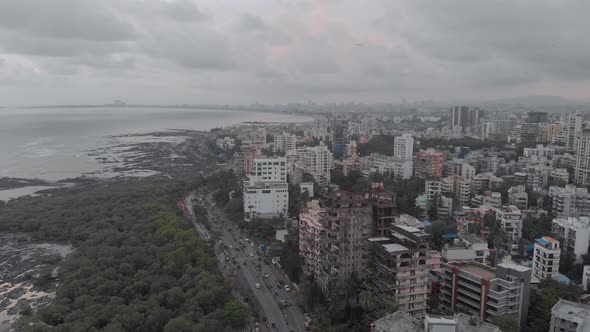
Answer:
[532,236,561,281]
[440,262,531,328]
[394,133,414,160]
[242,157,288,221]
[551,217,590,261]
[550,299,590,332]
[495,206,523,255]
[415,149,444,179]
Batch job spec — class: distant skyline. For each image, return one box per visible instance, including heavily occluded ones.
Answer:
[1,0,590,106]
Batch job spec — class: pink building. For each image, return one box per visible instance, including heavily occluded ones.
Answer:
[298,201,325,277]
[429,250,442,273]
[415,149,444,179]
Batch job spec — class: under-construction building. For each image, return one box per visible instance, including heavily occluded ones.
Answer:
[363,224,432,321]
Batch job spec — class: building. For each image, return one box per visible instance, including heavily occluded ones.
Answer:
[549,185,590,218]
[551,168,570,185]
[471,191,502,209]
[583,265,590,291]
[551,217,590,261]
[528,111,548,124]
[549,299,590,332]
[394,133,414,160]
[317,191,373,291]
[370,312,500,332]
[495,206,523,255]
[532,236,561,281]
[523,144,554,158]
[507,185,529,210]
[575,129,590,185]
[427,176,472,208]
[300,182,314,198]
[236,143,265,175]
[294,144,333,188]
[364,224,431,320]
[242,157,288,221]
[441,262,531,328]
[273,132,297,153]
[216,136,235,149]
[481,122,495,141]
[450,106,481,133]
[370,186,396,237]
[299,200,325,277]
[564,115,583,151]
[370,154,413,180]
[442,234,490,264]
[547,123,562,143]
[415,149,444,179]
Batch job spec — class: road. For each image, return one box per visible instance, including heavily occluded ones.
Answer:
[185,191,307,332]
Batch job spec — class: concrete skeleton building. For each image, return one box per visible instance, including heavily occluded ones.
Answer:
[364,224,432,320]
[242,157,288,221]
[532,236,561,281]
[440,262,531,328]
[316,191,373,291]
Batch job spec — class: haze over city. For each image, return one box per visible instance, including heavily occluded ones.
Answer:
[1,0,590,106]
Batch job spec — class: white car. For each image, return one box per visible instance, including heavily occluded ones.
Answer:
[263,273,269,278]
[250,242,255,247]
[255,283,261,289]
[284,285,290,292]
[250,252,254,257]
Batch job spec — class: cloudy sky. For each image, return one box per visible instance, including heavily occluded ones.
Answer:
[1,0,589,106]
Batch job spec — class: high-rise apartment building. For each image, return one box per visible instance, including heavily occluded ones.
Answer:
[415,149,444,179]
[394,133,414,160]
[532,236,561,281]
[552,217,590,261]
[299,200,325,277]
[575,129,590,185]
[242,157,288,221]
[364,224,432,320]
[564,115,582,151]
[441,262,531,328]
[495,206,523,255]
[450,106,481,133]
[273,132,297,154]
[317,191,373,291]
[294,144,333,188]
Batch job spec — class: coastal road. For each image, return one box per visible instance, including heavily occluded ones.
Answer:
[186,191,306,332]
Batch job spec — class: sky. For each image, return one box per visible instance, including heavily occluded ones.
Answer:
[1,0,590,106]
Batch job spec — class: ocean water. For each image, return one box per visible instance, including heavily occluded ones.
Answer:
[0,107,310,182]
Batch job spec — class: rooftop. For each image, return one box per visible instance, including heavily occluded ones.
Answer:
[462,264,496,280]
[368,237,391,242]
[535,236,559,246]
[371,311,421,332]
[552,299,590,329]
[383,243,409,253]
[497,262,531,272]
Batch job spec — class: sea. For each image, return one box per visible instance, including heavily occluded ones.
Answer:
[0,107,311,200]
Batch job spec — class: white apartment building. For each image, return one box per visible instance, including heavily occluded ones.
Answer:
[426,176,472,209]
[523,144,554,158]
[532,236,561,281]
[564,115,582,151]
[471,191,502,208]
[243,157,288,221]
[550,299,590,332]
[552,217,590,261]
[441,234,490,264]
[495,206,523,255]
[273,132,297,153]
[393,133,414,160]
[549,185,590,218]
[293,144,333,188]
[371,154,413,180]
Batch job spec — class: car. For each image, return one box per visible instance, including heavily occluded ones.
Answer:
[284,284,291,291]
[280,299,287,306]
[250,253,254,257]
[244,238,249,242]
[255,283,261,289]
[250,242,255,247]
[263,273,269,278]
